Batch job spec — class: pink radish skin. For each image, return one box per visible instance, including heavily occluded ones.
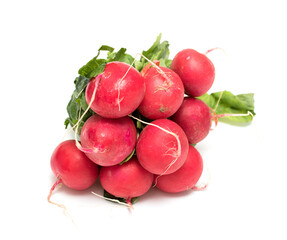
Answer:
[85,61,145,118]
[171,49,215,97]
[50,140,99,190]
[80,114,137,166]
[99,157,153,199]
[172,97,212,144]
[155,145,203,193]
[137,66,184,120]
[136,119,189,175]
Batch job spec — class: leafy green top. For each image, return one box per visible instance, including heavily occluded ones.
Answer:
[198,91,256,123]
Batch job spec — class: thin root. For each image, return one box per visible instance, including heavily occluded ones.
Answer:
[204,47,227,56]
[47,176,67,211]
[128,115,181,186]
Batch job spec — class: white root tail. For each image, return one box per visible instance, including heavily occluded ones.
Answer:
[47,176,76,225]
[204,47,228,56]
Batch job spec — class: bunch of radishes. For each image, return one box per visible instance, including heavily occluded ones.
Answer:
[49,35,255,208]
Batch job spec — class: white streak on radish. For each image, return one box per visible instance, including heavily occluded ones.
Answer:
[117,53,170,111]
[128,115,181,186]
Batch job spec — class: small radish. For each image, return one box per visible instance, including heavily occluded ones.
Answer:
[99,157,153,204]
[155,145,203,193]
[136,118,189,175]
[172,97,212,144]
[85,61,145,118]
[50,140,99,190]
[171,49,215,97]
[48,140,99,207]
[137,66,184,119]
[80,114,137,166]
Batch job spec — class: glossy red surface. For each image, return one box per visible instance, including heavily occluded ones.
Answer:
[155,145,203,193]
[50,140,99,190]
[136,119,189,175]
[171,49,215,97]
[99,157,153,198]
[138,66,184,120]
[172,97,212,144]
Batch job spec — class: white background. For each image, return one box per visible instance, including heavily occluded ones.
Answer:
[1,0,286,239]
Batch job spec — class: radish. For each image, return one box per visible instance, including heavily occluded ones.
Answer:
[137,66,184,119]
[170,49,215,97]
[85,61,145,118]
[136,118,189,175]
[99,157,153,204]
[48,140,99,207]
[80,114,137,166]
[172,97,212,144]
[155,145,203,193]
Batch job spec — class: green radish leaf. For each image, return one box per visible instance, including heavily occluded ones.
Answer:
[136,33,171,72]
[78,45,114,78]
[78,58,107,78]
[75,75,90,93]
[65,75,94,132]
[159,58,172,68]
[96,45,114,57]
[107,48,134,65]
[198,91,256,123]
[88,62,107,79]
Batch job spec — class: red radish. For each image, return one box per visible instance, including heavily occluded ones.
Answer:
[80,114,137,166]
[171,49,215,97]
[85,61,145,118]
[137,66,184,119]
[49,139,99,207]
[136,119,189,175]
[172,97,212,144]
[99,157,153,201]
[155,145,203,193]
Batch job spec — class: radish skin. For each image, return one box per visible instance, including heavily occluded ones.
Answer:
[171,49,215,97]
[172,97,212,144]
[99,157,153,199]
[138,66,184,120]
[50,140,99,190]
[155,145,203,193]
[136,119,189,175]
[80,114,137,166]
[85,61,145,118]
